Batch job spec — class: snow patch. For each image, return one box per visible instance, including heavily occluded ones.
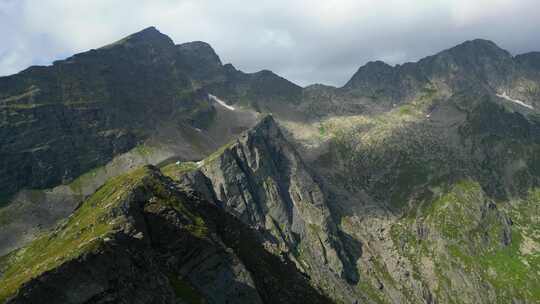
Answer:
[209,94,235,111]
[497,92,534,110]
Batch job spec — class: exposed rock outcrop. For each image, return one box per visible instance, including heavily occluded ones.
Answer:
[0,166,333,304]
[175,116,359,302]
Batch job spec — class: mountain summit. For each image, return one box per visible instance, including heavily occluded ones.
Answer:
[0,27,298,198]
[103,26,175,49]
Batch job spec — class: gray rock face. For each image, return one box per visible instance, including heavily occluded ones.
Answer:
[3,167,333,304]
[178,116,359,301]
[0,102,137,197]
[343,60,427,104]
[0,27,299,199]
[418,39,515,88]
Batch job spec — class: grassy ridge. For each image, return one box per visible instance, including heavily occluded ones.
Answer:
[0,167,151,301]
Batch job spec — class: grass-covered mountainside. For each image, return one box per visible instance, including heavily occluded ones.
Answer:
[1,27,540,303]
[306,94,540,302]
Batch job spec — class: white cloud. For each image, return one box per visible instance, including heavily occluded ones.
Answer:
[1,0,539,86]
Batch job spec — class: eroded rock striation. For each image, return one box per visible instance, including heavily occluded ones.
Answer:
[175,116,360,301]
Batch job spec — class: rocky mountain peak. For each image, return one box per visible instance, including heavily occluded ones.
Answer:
[361,60,393,70]
[447,38,509,57]
[247,112,277,133]
[433,39,512,69]
[176,41,223,78]
[418,38,515,87]
[342,38,519,101]
[516,51,540,71]
[177,41,222,64]
[344,60,395,89]
[169,113,359,300]
[131,25,162,36]
[100,26,175,52]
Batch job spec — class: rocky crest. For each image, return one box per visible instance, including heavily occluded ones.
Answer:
[172,116,359,301]
[0,166,333,304]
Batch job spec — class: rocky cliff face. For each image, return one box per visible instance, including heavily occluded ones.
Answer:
[0,166,333,304]
[171,116,360,302]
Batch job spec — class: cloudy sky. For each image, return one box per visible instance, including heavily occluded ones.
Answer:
[1,0,539,86]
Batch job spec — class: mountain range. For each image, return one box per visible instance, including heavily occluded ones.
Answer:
[1,27,540,303]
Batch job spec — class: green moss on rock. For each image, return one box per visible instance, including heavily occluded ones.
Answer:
[0,167,152,301]
[161,162,198,181]
[168,274,205,304]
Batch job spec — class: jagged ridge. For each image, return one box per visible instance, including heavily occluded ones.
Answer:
[166,115,361,302]
[0,166,333,304]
